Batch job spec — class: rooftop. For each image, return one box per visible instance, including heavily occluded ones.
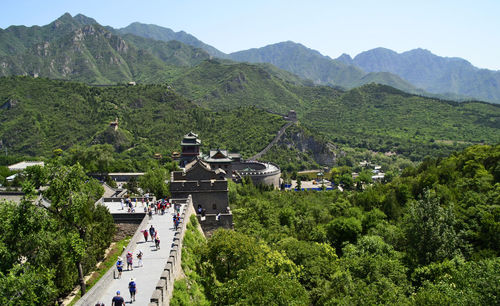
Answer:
[205,149,232,163]
[8,161,44,171]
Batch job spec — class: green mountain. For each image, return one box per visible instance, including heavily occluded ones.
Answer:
[0,13,210,84]
[170,59,308,112]
[0,76,285,161]
[168,60,500,160]
[1,14,498,165]
[299,83,500,160]
[117,22,226,58]
[227,41,422,93]
[352,47,500,103]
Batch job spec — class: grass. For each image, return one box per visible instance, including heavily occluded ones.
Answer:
[67,236,132,305]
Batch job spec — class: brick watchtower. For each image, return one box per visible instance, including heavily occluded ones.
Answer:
[180,132,201,167]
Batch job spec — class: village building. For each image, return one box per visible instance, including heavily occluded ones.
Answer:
[8,161,44,171]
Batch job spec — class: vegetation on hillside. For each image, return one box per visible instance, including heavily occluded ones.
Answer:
[0,163,115,304]
[175,145,500,305]
[298,84,500,161]
[0,77,285,170]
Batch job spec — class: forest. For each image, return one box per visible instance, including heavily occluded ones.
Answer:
[0,162,115,305]
[172,144,500,305]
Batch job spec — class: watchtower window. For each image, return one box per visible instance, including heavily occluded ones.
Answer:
[212,203,217,210]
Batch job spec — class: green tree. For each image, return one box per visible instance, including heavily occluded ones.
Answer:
[404,190,459,267]
[43,163,114,295]
[203,229,261,283]
[324,235,410,305]
[23,165,47,189]
[0,264,57,306]
[138,167,169,198]
[214,266,309,306]
[326,216,362,251]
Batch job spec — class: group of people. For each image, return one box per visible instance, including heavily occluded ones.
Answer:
[99,279,137,305]
[115,249,143,279]
[110,279,136,305]
[102,201,184,305]
[143,224,161,249]
[147,198,171,217]
[120,195,160,214]
[111,248,142,304]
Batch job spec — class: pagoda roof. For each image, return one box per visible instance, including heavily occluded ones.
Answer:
[181,139,201,146]
[205,149,232,163]
[183,131,199,139]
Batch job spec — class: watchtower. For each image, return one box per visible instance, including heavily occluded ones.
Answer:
[180,132,201,167]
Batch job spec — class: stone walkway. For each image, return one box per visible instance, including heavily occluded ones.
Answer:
[84,204,183,305]
[250,121,295,160]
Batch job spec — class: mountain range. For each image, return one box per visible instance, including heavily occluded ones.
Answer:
[0,13,210,84]
[1,13,500,103]
[0,13,499,165]
[115,19,500,103]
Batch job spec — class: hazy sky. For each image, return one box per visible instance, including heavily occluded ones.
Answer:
[2,0,499,70]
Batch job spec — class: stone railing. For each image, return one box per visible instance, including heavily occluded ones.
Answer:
[148,195,195,306]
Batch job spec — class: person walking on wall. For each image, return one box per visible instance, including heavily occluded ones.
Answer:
[149,225,155,240]
[128,278,137,303]
[111,290,124,306]
[126,252,133,271]
[137,250,143,267]
[115,257,124,279]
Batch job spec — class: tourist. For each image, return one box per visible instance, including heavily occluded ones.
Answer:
[137,250,143,267]
[111,291,124,306]
[126,252,133,271]
[115,257,124,279]
[142,229,148,242]
[128,278,137,303]
[174,216,180,230]
[120,199,124,210]
[148,207,153,219]
[149,225,155,240]
[155,234,160,250]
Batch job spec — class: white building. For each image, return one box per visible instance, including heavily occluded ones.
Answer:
[8,161,44,171]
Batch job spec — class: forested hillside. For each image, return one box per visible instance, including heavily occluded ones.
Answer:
[170,60,500,160]
[0,76,285,169]
[174,144,500,305]
[0,13,209,84]
[300,84,500,160]
[1,13,499,166]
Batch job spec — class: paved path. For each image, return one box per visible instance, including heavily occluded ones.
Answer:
[92,204,183,305]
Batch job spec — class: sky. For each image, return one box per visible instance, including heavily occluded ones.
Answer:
[2,0,499,70]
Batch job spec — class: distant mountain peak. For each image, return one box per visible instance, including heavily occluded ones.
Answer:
[118,22,226,58]
[73,14,98,26]
[336,53,354,65]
